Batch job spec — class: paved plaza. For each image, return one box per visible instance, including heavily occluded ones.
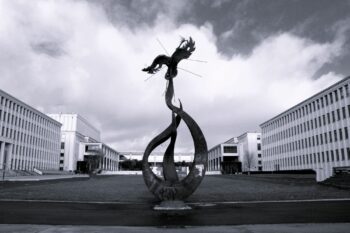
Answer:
[1,174,349,232]
[0,174,349,203]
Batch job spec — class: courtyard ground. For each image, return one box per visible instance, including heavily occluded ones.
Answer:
[0,174,349,203]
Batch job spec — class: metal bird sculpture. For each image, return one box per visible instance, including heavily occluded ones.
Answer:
[142,37,195,80]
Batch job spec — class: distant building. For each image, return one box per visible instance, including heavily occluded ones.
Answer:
[120,152,193,176]
[260,77,350,181]
[238,132,262,172]
[48,114,119,173]
[207,137,241,174]
[0,89,61,172]
[208,133,262,174]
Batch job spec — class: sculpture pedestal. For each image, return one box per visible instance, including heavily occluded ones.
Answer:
[153,200,191,210]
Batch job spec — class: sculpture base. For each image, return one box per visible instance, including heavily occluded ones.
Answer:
[153,200,191,210]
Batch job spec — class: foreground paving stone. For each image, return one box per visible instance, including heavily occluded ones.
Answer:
[0,223,350,233]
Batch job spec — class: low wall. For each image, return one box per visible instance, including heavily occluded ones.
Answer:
[101,171,142,175]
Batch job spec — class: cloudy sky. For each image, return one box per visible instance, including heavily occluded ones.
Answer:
[1,0,350,152]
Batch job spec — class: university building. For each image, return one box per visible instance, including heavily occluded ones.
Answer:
[120,152,193,176]
[238,132,262,172]
[48,114,119,173]
[260,77,350,181]
[208,137,240,173]
[0,89,61,173]
[207,132,261,174]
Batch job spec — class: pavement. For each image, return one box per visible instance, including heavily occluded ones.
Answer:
[0,174,349,232]
[1,174,89,181]
[1,223,350,233]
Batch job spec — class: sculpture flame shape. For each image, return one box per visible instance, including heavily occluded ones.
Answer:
[142,37,208,201]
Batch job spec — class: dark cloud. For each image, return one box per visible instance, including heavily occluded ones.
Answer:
[0,0,349,152]
[31,41,65,57]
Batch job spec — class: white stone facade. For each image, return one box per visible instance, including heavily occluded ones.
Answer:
[207,137,240,173]
[238,132,262,172]
[48,113,119,172]
[48,114,101,171]
[80,142,119,171]
[0,89,61,172]
[260,77,350,181]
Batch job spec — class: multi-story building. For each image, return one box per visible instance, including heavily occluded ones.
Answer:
[48,114,100,171]
[207,137,240,173]
[120,152,193,176]
[48,114,119,173]
[238,132,262,172]
[260,77,350,181]
[78,142,119,173]
[208,133,262,174]
[0,89,61,172]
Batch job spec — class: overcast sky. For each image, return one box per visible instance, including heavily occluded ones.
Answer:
[1,0,350,152]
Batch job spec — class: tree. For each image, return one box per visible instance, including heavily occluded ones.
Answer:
[244,152,255,175]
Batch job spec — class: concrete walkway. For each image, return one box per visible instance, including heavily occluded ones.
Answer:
[1,174,89,181]
[0,223,349,233]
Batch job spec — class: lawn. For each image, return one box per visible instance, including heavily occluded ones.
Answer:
[0,175,349,203]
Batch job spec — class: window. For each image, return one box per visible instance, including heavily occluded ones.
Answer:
[343,107,347,119]
[60,142,65,149]
[336,149,340,161]
[257,143,261,151]
[331,150,334,161]
[327,113,331,124]
[345,127,348,139]
[337,109,341,121]
[339,128,343,140]
[330,93,333,104]
[340,87,344,99]
[335,90,339,101]
[223,146,237,153]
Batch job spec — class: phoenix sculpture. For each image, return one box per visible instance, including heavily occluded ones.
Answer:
[142,37,208,208]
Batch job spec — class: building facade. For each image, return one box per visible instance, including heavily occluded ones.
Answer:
[238,132,262,172]
[120,152,193,176]
[260,77,350,181]
[208,137,241,173]
[0,89,61,172]
[48,114,101,172]
[78,142,119,173]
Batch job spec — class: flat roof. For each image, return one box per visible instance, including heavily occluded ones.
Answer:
[260,76,350,127]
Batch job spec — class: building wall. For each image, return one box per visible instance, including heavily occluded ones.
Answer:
[48,114,101,171]
[121,152,194,164]
[208,137,240,172]
[81,143,119,171]
[0,89,61,172]
[238,132,262,172]
[260,77,350,181]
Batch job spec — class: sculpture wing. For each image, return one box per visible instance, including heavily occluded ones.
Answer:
[171,37,195,64]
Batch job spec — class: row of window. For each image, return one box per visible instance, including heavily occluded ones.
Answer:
[0,95,59,129]
[0,110,59,137]
[265,148,350,169]
[264,127,349,157]
[1,126,59,151]
[10,156,57,170]
[264,105,350,145]
[12,144,59,160]
[263,81,349,131]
